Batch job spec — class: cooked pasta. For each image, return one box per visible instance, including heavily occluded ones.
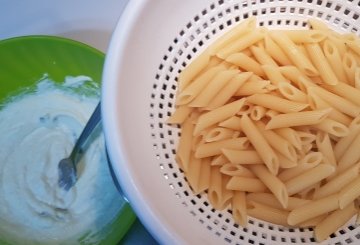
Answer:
[322,39,349,83]
[283,30,327,43]
[189,69,239,107]
[246,93,309,113]
[270,30,318,77]
[222,149,263,165]
[247,200,289,226]
[232,191,247,226]
[220,163,256,177]
[249,165,288,208]
[264,34,292,66]
[265,109,331,129]
[287,194,339,226]
[285,164,335,196]
[314,203,357,242]
[313,163,360,199]
[167,17,360,242]
[240,114,279,175]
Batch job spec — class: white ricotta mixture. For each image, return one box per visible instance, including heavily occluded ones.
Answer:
[0,77,124,245]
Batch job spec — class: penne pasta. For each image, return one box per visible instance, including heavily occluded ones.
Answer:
[261,64,290,85]
[307,86,360,117]
[338,132,360,173]
[278,153,297,169]
[247,192,310,211]
[312,118,349,137]
[218,116,242,130]
[176,117,195,172]
[227,176,267,192]
[264,34,292,66]
[193,98,246,135]
[208,16,256,55]
[249,105,266,121]
[225,52,265,77]
[355,67,360,89]
[328,34,347,57]
[264,109,280,119]
[285,164,335,196]
[279,65,316,91]
[176,65,225,105]
[195,137,249,158]
[211,154,228,166]
[297,182,320,200]
[240,114,279,175]
[342,52,357,86]
[206,72,252,109]
[250,45,278,66]
[236,101,253,116]
[270,30,318,76]
[222,149,263,165]
[323,39,349,83]
[287,194,339,226]
[205,55,223,70]
[234,79,270,96]
[296,130,317,146]
[305,42,339,85]
[178,48,211,91]
[249,165,288,208]
[346,40,360,57]
[247,200,289,226]
[315,131,336,166]
[255,121,297,162]
[278,152,322,182]
[220,163,256,177]
[349,49,360,65]
[277,82,308,103]
[314,163,360,199]
[334,115,360,161]
[274,127,302,150]
[190,69,238,107]
[308,18,329,30]
[283,30,327,43]
[246,93,309,113]
[265,108,331,130]
[217,30,265,59]
[298,214,327,228]
[232,191,248,226]
[203,127,234,142]
[208,167,233,210]
[187,156,211,194]
[166,105,193,124]
[339,177,360,209]
[307,90,352,126]
[321,82,360,107]
[314,202,357,242]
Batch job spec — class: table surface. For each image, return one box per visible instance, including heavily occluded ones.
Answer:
[0,0,159,244]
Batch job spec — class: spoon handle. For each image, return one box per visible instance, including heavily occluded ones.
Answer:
[70,102,101,163]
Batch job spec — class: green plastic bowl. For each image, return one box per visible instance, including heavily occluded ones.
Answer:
[0,35,136,245]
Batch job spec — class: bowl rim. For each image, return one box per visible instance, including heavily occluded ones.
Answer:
[0,35,104,57]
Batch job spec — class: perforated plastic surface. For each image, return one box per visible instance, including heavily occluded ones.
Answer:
[104,0,360,244]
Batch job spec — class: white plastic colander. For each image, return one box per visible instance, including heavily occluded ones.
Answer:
[102,0,360,244]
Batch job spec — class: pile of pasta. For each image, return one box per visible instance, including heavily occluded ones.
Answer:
[166,17,360,242]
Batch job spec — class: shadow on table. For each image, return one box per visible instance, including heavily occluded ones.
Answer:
[120,218,159,245]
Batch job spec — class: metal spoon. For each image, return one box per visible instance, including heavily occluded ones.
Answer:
[58,102,101,191]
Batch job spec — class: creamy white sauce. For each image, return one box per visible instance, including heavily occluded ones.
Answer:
[0,77,124,245]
